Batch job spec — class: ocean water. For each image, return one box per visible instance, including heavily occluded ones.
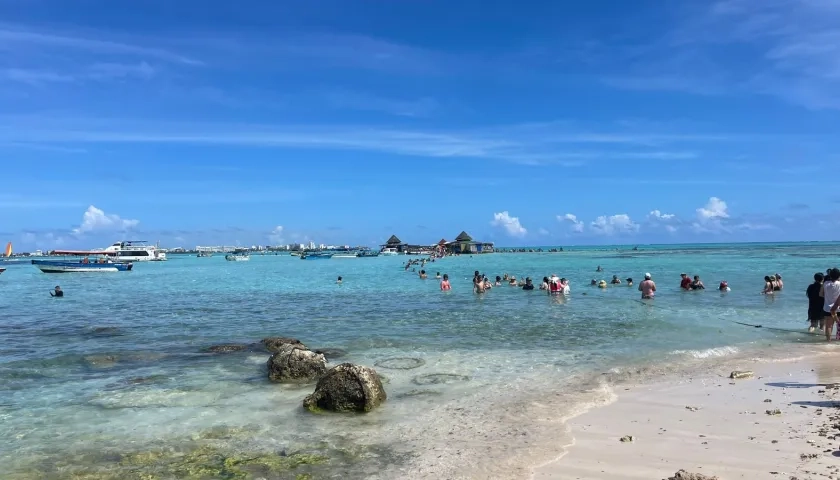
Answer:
[0,244,833,479]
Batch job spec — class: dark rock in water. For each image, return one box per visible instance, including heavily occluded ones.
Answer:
[262,337,306,353]
[267,344,326,383]
[303,363,386,413]
[89,327,124,337]
[666,470,719,480]
[203,344,249,354]
[313,348,348,361]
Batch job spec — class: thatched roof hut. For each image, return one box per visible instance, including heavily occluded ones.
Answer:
[384,235,403,246]
[454,231,473,242]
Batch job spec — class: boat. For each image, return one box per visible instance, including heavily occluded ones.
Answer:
[225,249,250,261]
[0,267,5,275]
[197,251,214,258]
[300,252,333,260]
[53,240,166,262]
[290,252,301,256]
[4,242,12,257]
[379,247,401,256]
[356,250,380,258]
[32,259,133,273]
[332,251,358,258]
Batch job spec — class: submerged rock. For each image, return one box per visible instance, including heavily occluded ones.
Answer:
[313,347,348,361]
[666,469,719,480]
[262,336,306,353]
[729,370,754,379]
[203,343,249,354]
[267,345,327,383]
[303,363,386,413]
[89,326,124,337]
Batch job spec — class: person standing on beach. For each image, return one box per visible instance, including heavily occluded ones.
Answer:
[823,268,840,341]
[639,273,656,299]
[807,273,825,333]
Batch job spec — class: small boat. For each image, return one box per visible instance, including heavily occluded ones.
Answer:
[32,259,133,273]
[0,267,5,275]
[356,250,380,258]
[332,252,358,258]
[197,251,213,258]
[300,252,333,260]
[290,252,301,256]
[379,247,401,256]
[225,250,250,261]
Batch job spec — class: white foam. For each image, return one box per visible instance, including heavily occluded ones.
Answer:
[670,346,739,359]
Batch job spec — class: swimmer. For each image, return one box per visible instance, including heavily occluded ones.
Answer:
[440,274,451,291]
[691,275,705,290]
[590,279,597,286]
[49,285,63,297]
[718,280,730,292]
[435,272,441,279]
[762,275,775,295]
[540,277,550,290]
[474,276,486,294]
[598,280,607,289]
[495,275,502,286]
[626,278,633,287]
[336,276,342,284]
[508,276,517,286]
[419,270,427,279]
[774,273,784,291]
[560,278,570,294]
[522,277,535,290]
[638,273,656,299]
[610,275,621,285]
[483,276,493,290]
[680,273,692,290]
[596,265,603,272]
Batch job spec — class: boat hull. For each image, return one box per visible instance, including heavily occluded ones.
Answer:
[301,254,333,260]
[31,260,133,273]
[0,268,5,274]
[224,255,250,261]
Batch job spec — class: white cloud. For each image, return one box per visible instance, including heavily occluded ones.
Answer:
[696,197,729,220]
[558,213,585,233]
[665,225,678,233]
[538,227,550,235]
[648,209,676,220]
[590,214,639,235]
[72,205,139,235]
[269,225,284,244]
[490,211,527,238]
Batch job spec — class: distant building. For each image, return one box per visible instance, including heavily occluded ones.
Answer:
[446,231,494,254]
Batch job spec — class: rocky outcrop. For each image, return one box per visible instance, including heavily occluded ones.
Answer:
[261,337,305,353]
[266,344,327,383]
[666,470,719,480]
[203,344,249,354]
[303,363,386,413]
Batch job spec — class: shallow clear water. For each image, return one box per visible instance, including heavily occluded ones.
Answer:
[0,245,832,478]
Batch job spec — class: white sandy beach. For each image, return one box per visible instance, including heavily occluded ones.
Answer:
[533,347,840,480]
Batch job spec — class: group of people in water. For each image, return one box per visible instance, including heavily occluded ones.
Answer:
[464,272,568,294]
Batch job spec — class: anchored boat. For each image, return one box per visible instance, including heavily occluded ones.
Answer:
[32,259,133,273]
[300,252,333,260]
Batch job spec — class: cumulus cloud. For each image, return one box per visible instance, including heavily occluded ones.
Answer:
[490,211,527,238]
[558,213,585,233]
[72,205,139,235]
[648,209,676,220]
[590,214,639,235]
[693,197,730,232]
[269,225,284,244]
[696,197,728,220]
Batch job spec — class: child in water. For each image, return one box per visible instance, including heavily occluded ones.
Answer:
[440,274,451,291]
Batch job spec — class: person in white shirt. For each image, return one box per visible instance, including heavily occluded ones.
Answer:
[823,268,840,341]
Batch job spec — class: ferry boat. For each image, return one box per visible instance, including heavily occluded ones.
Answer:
[32,259,133,273]
[379,247,401,256]
[225,249,250,261]
[53,240,166,262]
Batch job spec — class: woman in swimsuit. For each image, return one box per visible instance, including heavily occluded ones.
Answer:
[440,274,451,291]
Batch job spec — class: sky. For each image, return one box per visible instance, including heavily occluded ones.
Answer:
[2,0,840,250]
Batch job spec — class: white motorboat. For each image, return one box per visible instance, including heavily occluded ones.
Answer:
[225,250,250,261]
[103,241,167,261]
[379,247,401,256]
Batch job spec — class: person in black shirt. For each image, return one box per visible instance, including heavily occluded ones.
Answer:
[50,285,63,297]
[807,273,825,333]
[522,277,535,290]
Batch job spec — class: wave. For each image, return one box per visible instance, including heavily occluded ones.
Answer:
[669,346,739,359]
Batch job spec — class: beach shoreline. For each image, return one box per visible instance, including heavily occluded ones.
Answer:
[530,344,840,480]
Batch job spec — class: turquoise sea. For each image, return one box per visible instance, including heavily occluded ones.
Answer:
[0,243,835,479]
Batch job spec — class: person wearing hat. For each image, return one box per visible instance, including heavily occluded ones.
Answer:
[639,273,656,299]
[625,277,633,287]
[610,275,622,285]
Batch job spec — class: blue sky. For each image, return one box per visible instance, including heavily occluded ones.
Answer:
[2,0,839,249]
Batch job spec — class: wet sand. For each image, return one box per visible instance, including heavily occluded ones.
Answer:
[532,348,840,480]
